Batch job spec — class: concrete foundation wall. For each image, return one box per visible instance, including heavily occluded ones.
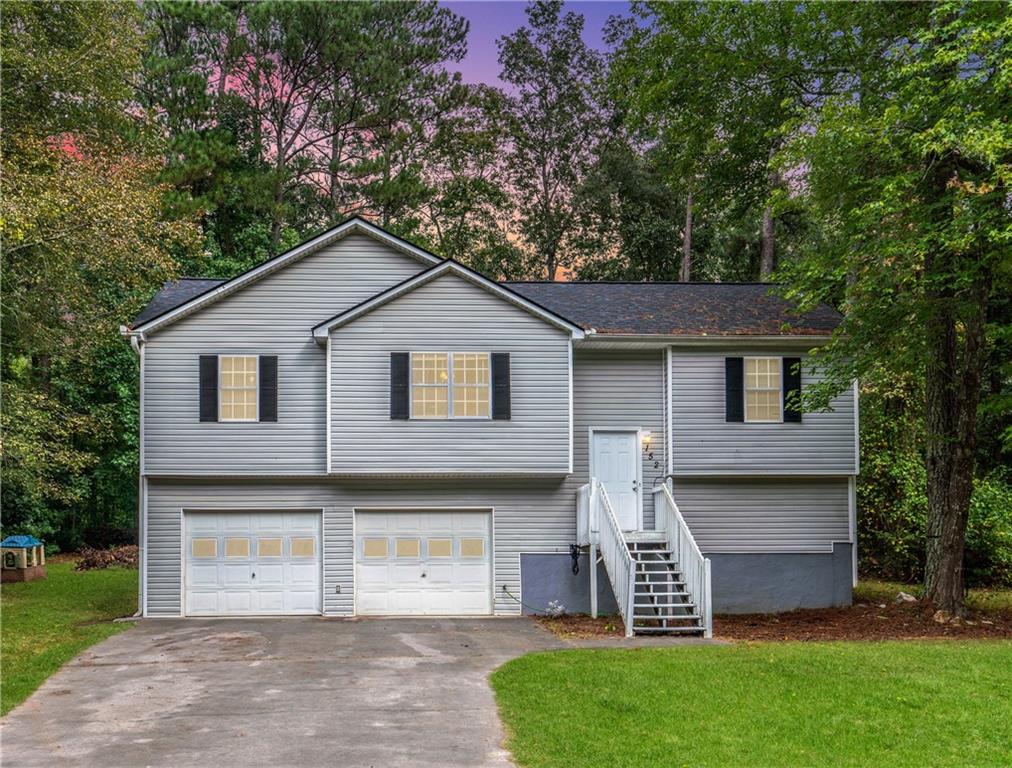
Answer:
[708,543,853,613]
[519,553,618,615]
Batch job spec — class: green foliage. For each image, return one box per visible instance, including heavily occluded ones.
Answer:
[1,563,137,715]
[859,375,1012,587]
[1,2,199,549]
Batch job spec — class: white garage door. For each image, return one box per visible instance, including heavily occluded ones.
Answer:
[355,511,491,615]
[184,511,321,616]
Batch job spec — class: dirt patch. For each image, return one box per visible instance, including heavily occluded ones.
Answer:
[534,598,1012,642]
[534,614,625,639]
[716,600,1012,641]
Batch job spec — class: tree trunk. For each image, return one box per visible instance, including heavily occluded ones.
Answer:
[922,264,988,616]
[920,151,990,617]
[759,205,775,279]
[680,190,693,282]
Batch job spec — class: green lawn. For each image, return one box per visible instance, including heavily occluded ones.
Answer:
[492,641,1012,768]
[1,562,138,715]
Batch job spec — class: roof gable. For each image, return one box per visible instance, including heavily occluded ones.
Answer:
[311,260,586,343]
[125,217,441,336]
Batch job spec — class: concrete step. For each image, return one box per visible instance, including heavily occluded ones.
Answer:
[631,615,704,623]
[633,625,705,634]
[631,603,696,611]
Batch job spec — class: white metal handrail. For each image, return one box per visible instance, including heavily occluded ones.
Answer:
[653,484,713,638]
[590,479,636,637]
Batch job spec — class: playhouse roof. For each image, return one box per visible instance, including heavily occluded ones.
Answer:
[1,535,43,548]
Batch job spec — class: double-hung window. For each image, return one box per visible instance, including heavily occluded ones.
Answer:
[219,355,258,421]
[410,352,490,419]
[744,356,782,423]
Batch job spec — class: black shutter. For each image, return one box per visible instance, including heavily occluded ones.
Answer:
[725,357,744,422]
[390,352,409,419]
[259,356,278,422]
[783,357,802,423]
[491,353,511,420]
[199,355,218,422]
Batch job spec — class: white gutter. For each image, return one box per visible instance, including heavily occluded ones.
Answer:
[578,333,833,348]
[123,326,148,616]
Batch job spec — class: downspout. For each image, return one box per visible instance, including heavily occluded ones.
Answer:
[125,329,147,617]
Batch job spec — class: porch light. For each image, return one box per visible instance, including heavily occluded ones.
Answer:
[641,431,652,449]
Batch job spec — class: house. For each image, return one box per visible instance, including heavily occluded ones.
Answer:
[122,217,858,636]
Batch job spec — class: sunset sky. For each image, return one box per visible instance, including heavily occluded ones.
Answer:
[441,1,632,87]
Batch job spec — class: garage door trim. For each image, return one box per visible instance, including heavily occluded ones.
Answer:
[352,507,494,617]
[180,507,324,617]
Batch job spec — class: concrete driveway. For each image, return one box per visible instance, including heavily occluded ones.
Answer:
[0,617,563,768]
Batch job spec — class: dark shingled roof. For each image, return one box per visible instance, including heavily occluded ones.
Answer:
[134,277,841,337]
[504,282,841,336]
[133,278,225,326]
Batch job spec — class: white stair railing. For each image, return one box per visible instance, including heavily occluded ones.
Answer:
[587,478,636,637]
[653,484,713,638]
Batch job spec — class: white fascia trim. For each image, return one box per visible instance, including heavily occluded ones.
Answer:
[848,476,858,586]
[665,346,673,480]
[326,336,332,473]
[568,340,574,474]
[129,219,441,337]
[852,378,861,475]
[312,260,586,343]
[579,334,833,348]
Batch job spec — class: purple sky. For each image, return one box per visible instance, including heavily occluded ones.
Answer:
[441,1,632,87]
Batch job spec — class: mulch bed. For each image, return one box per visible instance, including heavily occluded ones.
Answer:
[534,599,1012,642]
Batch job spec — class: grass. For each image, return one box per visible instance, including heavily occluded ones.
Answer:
[855,579,1012,612]
[492,641,1012,767]
[1,562,138,715]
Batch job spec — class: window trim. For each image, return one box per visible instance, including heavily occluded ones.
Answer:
[408,351,492,420]
[744,356,783,424]
[218,354,259,423]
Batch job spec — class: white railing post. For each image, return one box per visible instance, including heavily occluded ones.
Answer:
[589,539,598,618]
[653,484,712,638]
[585,479,636,637]
[704,559,713,638]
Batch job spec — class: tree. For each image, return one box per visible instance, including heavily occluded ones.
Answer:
[610,2,917,281]
[418,86,528,278]
[499,0,603,280]
[1,1,198,546]
[778,1,1010,615]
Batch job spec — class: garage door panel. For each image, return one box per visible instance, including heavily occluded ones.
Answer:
[184,512,321,616]
[355,512,491,616]
[257,563,284,585]
[289,562,319,585]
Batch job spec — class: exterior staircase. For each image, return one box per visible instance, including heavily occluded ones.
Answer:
[579,480,712,638]
[626,535,705,635]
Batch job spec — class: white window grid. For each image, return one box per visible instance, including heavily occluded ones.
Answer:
[219,354,259,422]
[409,352,491,420]
[744,356,782,423]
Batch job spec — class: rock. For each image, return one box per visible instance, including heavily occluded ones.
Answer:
[878,604,887,609]
[933,609,953,624]
[895,591,918,603]
[982,620,994,625]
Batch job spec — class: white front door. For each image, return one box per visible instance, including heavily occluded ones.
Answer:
[592,430,641,531]
[184,511,321,615]
[355,511,492,615]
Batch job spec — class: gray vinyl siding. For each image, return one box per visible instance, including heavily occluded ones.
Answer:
[672,478,851,553]
[143,234,427,475]
[573,350,666,529]
[329,272,571,475]
[144,352,667,616]
[670,349,857,475]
